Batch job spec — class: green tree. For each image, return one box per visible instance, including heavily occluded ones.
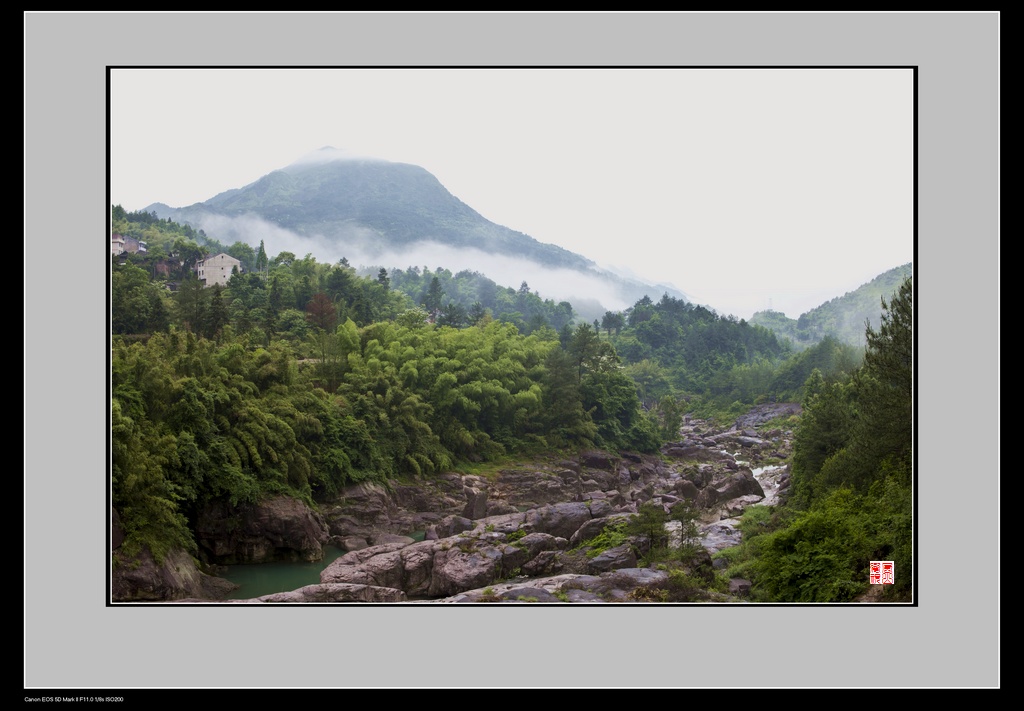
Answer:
[436,302,468,328]
[422,276,444,315]
[567,322,603,383]
[468,301,489,325]
[227,241,256,272]
[111,262,170,335]
[540,346,598,449]
[601,310,625,336]
[626,502,671,554]
[171,237,207,279]
[789,369,854,507]
[203,284,229,340]
[656,395,685,442]
[255,240,269,278]
[174,276,208,334]
[624,501,706,566]
[271,251,296,269]
[859,277,913,466]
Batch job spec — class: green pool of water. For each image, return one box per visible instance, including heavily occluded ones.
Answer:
[221,545,346,600]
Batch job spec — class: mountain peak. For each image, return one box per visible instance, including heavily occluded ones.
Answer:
[147,149,688,316]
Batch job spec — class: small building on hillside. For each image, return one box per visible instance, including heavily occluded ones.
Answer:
[111,234,148,256]
[124,236,147,254]
[196,253,242,287]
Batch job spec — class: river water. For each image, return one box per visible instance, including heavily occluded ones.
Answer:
[699,453,785,555]
[220,545,347,600]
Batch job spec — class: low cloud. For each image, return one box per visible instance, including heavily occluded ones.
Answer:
[193,212,634,314]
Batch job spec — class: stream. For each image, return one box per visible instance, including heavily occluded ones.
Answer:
[699,452,785,557]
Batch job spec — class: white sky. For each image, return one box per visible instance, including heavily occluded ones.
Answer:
[111,67,913,320]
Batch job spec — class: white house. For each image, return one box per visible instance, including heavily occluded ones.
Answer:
[196,253,242,287]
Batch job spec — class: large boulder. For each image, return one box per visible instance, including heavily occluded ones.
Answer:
[112,546,238,602]
[585,543,638,574]
[461,483,489,520]
[524,501,596,540]
[428,538,506,597]
[491,468,577,507]
[254,583,407,603]
[694,470,765,511]
[580,450,619,471]
[321,481,401,538]
[195,495,330,564]
[568,512,632,548]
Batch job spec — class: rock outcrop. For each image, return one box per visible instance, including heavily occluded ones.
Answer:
[111,545,238,602]
[113,405,797,603]
[195,494,330,564]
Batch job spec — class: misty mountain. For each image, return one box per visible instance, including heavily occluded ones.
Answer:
[749,263,913,348]
[145,147,687,320]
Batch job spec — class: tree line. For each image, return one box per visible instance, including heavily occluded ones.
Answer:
[111,207,660,564]
[112,206,913,602]
[715,277,913,601]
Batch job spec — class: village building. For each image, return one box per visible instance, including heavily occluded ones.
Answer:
[196,253,242,287]
[110,234,148,256]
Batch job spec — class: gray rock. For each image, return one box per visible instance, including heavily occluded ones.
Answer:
[335,535,370,552]
[195,495,330,564]
[524,501,595,540]
[694,470,766,510]
[586,543,638,574]
[112,547,237,602]
[428,538,505,597]
[256,583,407,603]
[462,485,488,520]
[428,515,476,539]
[120,404,801,602]
[729,578,752,596]
[580,450,619,470]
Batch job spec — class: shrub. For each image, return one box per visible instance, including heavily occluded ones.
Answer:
[478,587,501,602]
[505,529,527,544]
[626,570,712,602]
[580,519,630,558]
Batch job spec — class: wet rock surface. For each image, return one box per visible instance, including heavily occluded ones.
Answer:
[115,403,799,603]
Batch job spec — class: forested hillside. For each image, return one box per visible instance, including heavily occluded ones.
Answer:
[749,263,913,348]
[111,207,912,603]
[111,207,659,564]
[142,148,690,319]
[716,277,914,601]
[594,294,863,426]
[360,265,576,336]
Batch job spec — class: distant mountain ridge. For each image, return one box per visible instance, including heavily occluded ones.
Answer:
[749,263,913,348]
[145,147,687,318]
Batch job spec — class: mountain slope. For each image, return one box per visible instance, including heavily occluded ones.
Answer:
[146,147,686,317]
[749,263,913,348]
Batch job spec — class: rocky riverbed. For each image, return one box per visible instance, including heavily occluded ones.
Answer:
[112,403,799,603]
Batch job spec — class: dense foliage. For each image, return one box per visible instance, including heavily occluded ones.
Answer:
[749,263,913,349]
[111,207,914,604]
[111,207,659,563]
[369,266,576,336]
[716,277,914,601]
[600,294,797,427]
